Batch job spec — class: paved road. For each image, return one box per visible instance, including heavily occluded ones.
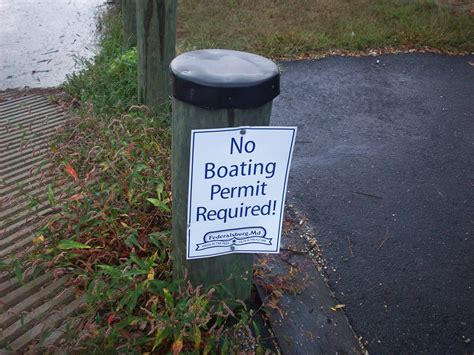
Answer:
[0,0,106,89]
[271,54,474,353]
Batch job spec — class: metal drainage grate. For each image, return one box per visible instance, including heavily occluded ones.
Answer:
[0,90,85,352]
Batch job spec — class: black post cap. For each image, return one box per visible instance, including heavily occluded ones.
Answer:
[170,49,280,110]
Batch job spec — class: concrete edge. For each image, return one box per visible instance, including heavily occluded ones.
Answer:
[255,204,367,354]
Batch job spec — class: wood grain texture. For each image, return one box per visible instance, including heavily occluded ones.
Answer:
[122,0,137,48]
[137,0,176,113]
[172,99,273,301]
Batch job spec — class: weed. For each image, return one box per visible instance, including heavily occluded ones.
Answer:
[65,9,137,116]
[36,6,268,353]
[177,0,473,59]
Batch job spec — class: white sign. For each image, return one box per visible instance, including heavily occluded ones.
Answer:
[186,126,297,259]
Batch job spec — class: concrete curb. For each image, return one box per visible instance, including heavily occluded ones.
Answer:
[256,205,365,354]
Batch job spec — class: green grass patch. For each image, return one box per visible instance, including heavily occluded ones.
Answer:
[66,11,138,115]
[177,0,473,58]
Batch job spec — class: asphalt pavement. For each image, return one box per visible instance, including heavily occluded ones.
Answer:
[271,53,474,354]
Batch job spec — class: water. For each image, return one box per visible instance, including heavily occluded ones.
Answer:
[0,0,108,89]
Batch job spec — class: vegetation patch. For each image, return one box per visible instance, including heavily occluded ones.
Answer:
[33,9,273,353]
[177,0,473,59]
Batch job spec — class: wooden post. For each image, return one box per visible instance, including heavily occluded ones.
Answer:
[122,0,137,48]
[136,0,177,113]
[170,50,280,301]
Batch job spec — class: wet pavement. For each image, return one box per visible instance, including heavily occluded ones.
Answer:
[0,0,107,89]
[272,53,474,353]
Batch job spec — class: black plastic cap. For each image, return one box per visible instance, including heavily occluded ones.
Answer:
[170,49,280,109]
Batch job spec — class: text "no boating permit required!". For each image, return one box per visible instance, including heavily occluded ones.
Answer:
[186,126,297,259]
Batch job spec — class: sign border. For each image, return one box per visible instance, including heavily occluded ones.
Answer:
[187,126,297,260]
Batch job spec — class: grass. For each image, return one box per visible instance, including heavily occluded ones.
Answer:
[27,0,472,352]
[177,0,473,59]
[31,9,273,353]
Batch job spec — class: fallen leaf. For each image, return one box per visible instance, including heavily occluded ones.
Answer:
[68,193,84,201]
[330,304,346,311]
[65,163,79,181]
[33,235,45,245]
[172,338,183,355]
